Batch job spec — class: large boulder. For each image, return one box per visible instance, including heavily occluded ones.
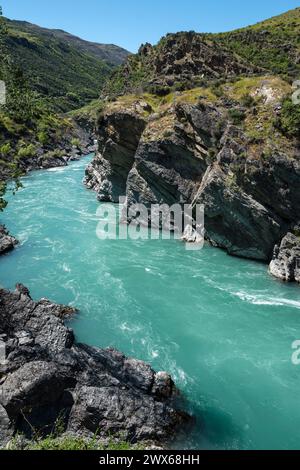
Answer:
[269,232,300,282]
[0,226,18,255]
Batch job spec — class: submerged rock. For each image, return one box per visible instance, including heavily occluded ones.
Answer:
[269,233,300,282]
[0,285,190,447]
[0,226,18,255]
[181,225,203,245]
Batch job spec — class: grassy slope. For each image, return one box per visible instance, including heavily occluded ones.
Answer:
[46,28,129,66]
[211,7,300,77]
[6,435,145,451]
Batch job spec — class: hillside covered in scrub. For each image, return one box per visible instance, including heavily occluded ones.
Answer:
[2,18,129,112]
[211,7,300,78]
[86,8,300,282]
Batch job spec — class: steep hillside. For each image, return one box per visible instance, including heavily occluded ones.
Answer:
[104,31,258,98]
[0,14,101,203]
[3,18,129,112]
[104,7,300,100]
[211,7,300,77]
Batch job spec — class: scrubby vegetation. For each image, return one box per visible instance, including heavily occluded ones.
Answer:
[276,97,300,138]
[68,99,105,132]
[211,7,300,78]
[103,8,300,102]
[5,413,145,451]
[228,108,246,125]
[0,7,84,209]
[7,434,143,451]
[101,70,298,163]
[102,54,154,99]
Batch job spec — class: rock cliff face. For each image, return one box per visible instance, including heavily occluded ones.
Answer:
[137,32,256,85]
[0,285,189,447]
[85,85,300,263]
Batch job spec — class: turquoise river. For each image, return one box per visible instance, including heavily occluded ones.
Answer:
[1,155,300,450]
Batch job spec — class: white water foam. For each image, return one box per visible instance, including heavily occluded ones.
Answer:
[234,291,300,309]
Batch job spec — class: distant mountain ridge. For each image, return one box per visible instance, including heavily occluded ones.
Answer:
[3,18,130,112]
[7,19,130,66]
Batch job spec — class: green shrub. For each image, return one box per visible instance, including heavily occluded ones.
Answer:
[37,130,49,145]
[241,94,256,108]
[277,97,300,138]
[71,137,80,148]
[228,108,246,125]
[17,143,36,159]
[42,149,64,160]
[28,436,103,451]
[146,84,171,96]
[211,83,224,98]
[0,142,11,156]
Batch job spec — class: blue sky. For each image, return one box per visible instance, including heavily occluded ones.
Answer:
[2,0,300,52]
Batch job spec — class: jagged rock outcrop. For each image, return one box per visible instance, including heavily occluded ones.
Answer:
[0,226,18,255]
[269,232,300,282]
[193,164,283,260]
[0,285,190,447]
[144,32,257,84]
[104,32,259,98]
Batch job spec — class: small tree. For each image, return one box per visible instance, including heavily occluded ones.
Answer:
[277,97,300,138]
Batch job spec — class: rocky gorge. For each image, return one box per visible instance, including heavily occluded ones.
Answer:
[85,75,300,282]
[1,4,300,454]
[85,10,300,285]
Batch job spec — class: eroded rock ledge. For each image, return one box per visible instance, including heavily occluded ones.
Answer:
[0,285,190,447]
